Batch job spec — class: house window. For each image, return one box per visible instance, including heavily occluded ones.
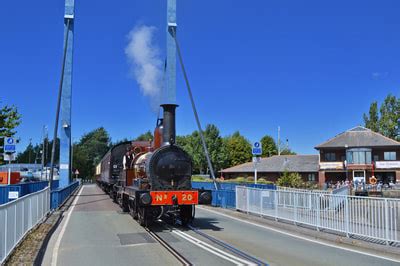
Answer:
[384,152,396,161]
[308,173,316,182]
[346,148,372,164]
[324,153,336,161]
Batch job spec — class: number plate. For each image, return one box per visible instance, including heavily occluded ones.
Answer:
[150,191,198,205]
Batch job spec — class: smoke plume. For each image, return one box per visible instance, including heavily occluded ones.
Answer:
[125,25,163,111]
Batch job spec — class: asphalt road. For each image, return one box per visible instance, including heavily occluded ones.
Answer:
[42,185,400,266]
[192,206,400,266]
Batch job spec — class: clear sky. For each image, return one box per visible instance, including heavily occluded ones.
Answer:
[1,0,399,155]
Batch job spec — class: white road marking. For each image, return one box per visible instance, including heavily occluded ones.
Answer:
[197,206,400,264]
[171,228,255,265]
[51,186,84,266]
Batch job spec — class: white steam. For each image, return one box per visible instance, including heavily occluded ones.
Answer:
[125,25,163,111]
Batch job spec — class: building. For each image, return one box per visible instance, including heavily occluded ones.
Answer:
[221,155,319,182]
[221,126,400,185]
[315,126,400,186]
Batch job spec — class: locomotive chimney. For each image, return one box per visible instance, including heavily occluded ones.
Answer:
[161,104,178,145]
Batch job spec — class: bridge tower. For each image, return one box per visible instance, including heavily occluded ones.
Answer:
[59,0,75,188]
[166,0,177,104]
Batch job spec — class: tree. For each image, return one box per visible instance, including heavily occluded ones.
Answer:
[135,131,153,141]
[260,135,277,157]
[364,94,400,140]
[0,102,22,165]
[16,138,59,165]
[379,94,400,140]
[0,102,22,137]
[276,172,303,188]
[363,101,379,132]
[73,127,111,179]
[224,131,252,167]
[176,125,228,175]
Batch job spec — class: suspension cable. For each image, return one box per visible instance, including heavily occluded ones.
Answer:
[170,28,218,190]
[49,18,71,190]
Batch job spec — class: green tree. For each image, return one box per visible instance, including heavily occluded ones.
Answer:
[363,101,379,132]
[177,132,203,173]
[178,125,229,175]
[0,102,22,164]
[16,138,59,165]
[224,131,252,167]
[260,135,277,157]
[276,172,303,188]
[280,148,297,155]
[73,127,111,179]
[379,94,400,139]
[0,102,22,137]
[135,131,153,141]
[364,94,400,140]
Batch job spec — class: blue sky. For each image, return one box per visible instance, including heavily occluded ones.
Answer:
[1,0,399,155]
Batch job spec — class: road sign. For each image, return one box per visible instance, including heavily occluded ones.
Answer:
[4,153,15,161]
[4,137,16,153]
[252,141,262,156]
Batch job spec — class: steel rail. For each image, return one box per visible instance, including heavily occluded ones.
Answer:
[145,226,192,266]
[186,224,267,266]
[160,219,267,266]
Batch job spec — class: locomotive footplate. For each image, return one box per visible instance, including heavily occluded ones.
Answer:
[150,190,198,205]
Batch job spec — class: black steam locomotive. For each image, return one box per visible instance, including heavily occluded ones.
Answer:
[97,104,212,226]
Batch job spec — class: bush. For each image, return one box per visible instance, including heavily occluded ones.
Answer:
[257,178,273,184]
[234,177,246,183]
[191,175,209,182]
[246,176,254,182]
[276,172,303,188]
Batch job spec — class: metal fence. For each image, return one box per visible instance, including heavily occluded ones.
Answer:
[236,186,400,245]
[0,187,50,263]
[50,180,80,209]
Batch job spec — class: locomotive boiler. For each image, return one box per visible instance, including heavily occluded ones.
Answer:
[97,104,212,226]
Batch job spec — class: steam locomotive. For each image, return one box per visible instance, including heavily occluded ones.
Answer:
[96,104,212,226]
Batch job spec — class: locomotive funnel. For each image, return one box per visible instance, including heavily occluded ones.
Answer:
[161,104,178,145]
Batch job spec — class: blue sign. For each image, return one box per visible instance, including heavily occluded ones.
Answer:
[252,141,262,155]
[4,137,16,153]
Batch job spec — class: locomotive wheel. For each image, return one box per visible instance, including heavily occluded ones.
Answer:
[179,205,194,226]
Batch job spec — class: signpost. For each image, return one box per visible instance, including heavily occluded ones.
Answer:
[2,137,16,185]
[252,141,262,184]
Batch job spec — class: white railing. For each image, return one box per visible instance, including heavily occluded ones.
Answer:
[277,186,332,195]
[236,186,400,245]
[0,187,50,263]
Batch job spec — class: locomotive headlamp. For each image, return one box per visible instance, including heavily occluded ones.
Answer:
[140,193,152,205]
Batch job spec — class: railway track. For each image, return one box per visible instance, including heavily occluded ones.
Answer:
[144,226,192,266]
[154,220,267,266]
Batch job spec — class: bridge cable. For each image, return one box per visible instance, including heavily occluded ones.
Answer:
[170,28,219,190]
[49,18,71,190]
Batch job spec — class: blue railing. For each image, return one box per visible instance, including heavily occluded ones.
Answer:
[0,181,50,204]
[50,180,80,209]
[192,181,276,208]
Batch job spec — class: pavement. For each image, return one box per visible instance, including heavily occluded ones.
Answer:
[42,185,178,266]
[41,184,400,266]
